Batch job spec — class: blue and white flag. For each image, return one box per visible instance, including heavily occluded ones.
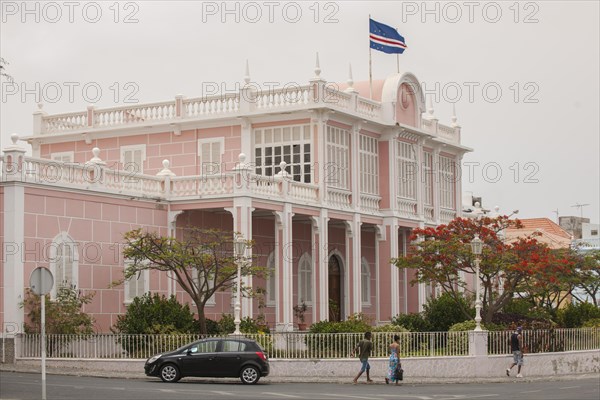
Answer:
[369,18,407,54]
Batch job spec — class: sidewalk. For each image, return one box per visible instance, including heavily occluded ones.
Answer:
[2,363,598,385]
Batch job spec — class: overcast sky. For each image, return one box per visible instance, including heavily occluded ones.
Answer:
[1,1,598,223]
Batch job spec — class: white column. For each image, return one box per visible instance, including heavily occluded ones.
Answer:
[416,138,425,220]
[318,209,329,320]
[275,204,294,331]
[454,155,464,218]
[351,123,361,211]
[240,117,252,160]
[432,146,441,225]
[311,111,329,207]
[167,211,183,296]
[310,216,319,323]
[226,197,254,319]
[375,225,385,323]
[401,228,409,314]
[348,215,362,314]
[2,137,27,335]
[388,220,400,317]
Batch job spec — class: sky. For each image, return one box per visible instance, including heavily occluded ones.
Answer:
[1,0,598,224]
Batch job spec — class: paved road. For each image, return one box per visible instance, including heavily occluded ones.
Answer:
[1,372,598,400]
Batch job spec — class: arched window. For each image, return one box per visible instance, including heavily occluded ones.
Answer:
[361,257,371,306]
[265,252,276,306]
[50,232,78,298]
[297,253,312,305]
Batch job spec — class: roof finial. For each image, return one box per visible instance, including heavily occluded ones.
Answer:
[451,103,458,127]
[314,52,321,78]
[427,95,435,116]
[345,63,357,93]
[244,59,250,85]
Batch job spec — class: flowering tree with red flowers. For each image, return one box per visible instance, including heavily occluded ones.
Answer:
[393,216,578,323]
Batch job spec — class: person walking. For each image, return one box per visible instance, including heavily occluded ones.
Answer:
[352,332,373,384]
[385,335,401,385]
[506,326,524,378]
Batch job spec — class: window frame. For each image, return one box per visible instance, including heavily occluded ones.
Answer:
[297,253,313,305]
[49,232,79,299]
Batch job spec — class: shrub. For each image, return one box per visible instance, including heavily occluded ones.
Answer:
[306,314,372,357]
[423,292,472,331]
[391,313,431,332]
[217,314,270,334]
[557,302,600,328]
[371,324,410,357]
[583,318,600,328]
[113,293,198,334]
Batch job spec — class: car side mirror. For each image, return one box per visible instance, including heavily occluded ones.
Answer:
[186,349,192,356]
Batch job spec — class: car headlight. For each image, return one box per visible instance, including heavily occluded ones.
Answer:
[147,355,161,364]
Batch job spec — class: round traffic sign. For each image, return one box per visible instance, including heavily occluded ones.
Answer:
[29,268,54,296]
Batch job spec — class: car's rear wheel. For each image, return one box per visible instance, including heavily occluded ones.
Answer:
[240,365,260,384]
[159,364,181,383]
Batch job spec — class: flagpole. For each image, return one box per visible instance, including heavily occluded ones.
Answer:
[369,15,373,99]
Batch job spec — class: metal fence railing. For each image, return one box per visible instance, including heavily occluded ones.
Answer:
[17,328,600,360]
[488,328,600,355]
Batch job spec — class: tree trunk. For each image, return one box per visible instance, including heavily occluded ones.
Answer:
[196,304,207,334]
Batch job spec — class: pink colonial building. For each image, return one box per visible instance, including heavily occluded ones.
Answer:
[1,62,469,333]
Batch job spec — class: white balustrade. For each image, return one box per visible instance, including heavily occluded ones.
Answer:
[290,181,319,203]
[360,193,381,213]
[95,101,177,127]
[250,174,280,197]
[440,208,456,223]
[327,188,352,209]
[357,98,381,119]
[397,197,418,217]
[183,94,240,117]
[323,87,352,108]
[44,112,87,133]
[170,174,234,198]
[438,124,458,143]
[424,205,435,223]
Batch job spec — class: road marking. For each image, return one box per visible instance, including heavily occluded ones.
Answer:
[159,389,176,393]
[262,392,302,398]
[377,395,433,399]
[211,391,235,396]
[316,393,379,400]
[520,390,541,393]
[559,386,580,390]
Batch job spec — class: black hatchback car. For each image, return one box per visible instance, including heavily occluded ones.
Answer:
[144,337,269,384]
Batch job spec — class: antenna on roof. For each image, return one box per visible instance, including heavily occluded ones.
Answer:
[552,209,559,223]
[571,203,590,219]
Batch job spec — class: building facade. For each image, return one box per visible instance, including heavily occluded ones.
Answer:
[1,64,469,333]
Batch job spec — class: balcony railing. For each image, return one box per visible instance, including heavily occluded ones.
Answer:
[33,82,459,144]
[16,328,600,360]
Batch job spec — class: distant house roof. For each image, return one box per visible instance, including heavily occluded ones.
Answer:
[505,218,572,249]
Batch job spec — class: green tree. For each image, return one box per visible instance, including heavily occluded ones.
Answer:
[423,292,472,331]
[122,228,265,334]
[21,286,95,335]
[393,216,578,324]
[112,293,198,334]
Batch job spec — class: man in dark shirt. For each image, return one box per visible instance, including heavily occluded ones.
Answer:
[506,326,524,378]
[352,332,373,384]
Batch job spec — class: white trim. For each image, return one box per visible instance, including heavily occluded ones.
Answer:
[297,252,313,306]
[124,269,150,304]
[49,232,79,299]
[120,144,147,173]
[197,137,225,175]
[360,257,371,306]
[266,252,276,306]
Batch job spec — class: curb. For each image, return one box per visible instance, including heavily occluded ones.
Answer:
[2,364,598,385]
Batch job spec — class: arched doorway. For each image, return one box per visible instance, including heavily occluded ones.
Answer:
[328,255,343,321]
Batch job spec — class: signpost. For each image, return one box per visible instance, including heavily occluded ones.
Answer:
[29,268,53,400]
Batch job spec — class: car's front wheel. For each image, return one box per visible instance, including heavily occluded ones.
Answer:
[159,364,181,383]
[240,365,260,384]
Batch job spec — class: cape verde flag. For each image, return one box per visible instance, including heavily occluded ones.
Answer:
[369,18,407,54]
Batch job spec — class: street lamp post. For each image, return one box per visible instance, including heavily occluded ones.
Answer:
[470,234,483,332]
[233,236,247,335]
